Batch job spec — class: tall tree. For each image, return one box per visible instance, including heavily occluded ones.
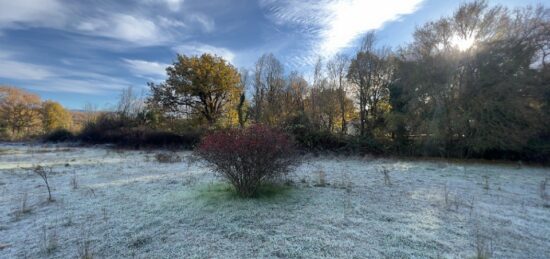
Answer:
[391,1,549,156]
[327,53,351,134]
[348,32,394,137]
[237,68,250,128]
[148,54,241,126]
[252,53,285,125]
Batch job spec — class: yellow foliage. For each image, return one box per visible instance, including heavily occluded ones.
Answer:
[0,86,42,138]
[42,101,73,132]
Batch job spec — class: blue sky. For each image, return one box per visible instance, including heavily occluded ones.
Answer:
[0,0,544,110]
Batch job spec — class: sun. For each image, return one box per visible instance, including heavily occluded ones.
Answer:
[451,35,476,51]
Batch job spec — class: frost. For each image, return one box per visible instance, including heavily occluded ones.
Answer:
[0,144,549,258]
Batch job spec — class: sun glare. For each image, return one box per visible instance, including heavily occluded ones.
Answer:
[452,35,475,51]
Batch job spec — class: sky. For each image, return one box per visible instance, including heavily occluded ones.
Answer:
[0,0,545,110]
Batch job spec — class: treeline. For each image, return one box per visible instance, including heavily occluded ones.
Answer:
[0,86,75,140]
[147,1,550,162]
[2,1,548,163]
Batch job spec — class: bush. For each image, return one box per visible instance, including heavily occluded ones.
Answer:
[76,113,201,149]
[43,129,74,143]
[155,152,182,163]
[196,124,299,197]
[290,126,348,151]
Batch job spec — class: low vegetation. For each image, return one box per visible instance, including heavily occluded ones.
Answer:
[33,165,54,202]
[196,125,299,197]
[1,145,548,258]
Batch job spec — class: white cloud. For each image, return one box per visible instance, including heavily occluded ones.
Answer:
[31,78,133,95]
[158,16,186,28]
[143,0,185,12]
[261,0,424,61]
[174,43,235,63]
[77,14,168,44]
[164,0,185,11]
[0,60,56,80]
[0,0,67,28]
[0,0,209,47]
[123,59,169,78]
[190,14,215,32]
[0,51,133,94]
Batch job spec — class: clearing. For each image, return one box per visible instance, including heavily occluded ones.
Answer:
[0,144,549,258]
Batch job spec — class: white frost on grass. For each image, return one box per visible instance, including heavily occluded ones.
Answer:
[0,144,549,258]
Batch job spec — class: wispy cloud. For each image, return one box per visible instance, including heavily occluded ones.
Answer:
[0,50,133,94]
[0,0,211,46]
[32,77,133,95]
[123,59,169,79]
[0,0,67,29]
[0,60,56,80]
[260,0,424,65]
[142,0,186,12]
[189,14,215,33]
[77,14,169,44]
[174,43,235,63]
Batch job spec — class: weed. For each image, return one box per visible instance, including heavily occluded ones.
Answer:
[444,184,450,208]
[102,208,108,221]
[62,216,74,227]
[155,152,182,163]
[474,231,494,259]
[41,225,58,255]
[15,192,31,220]
[33,165,54,202]
[129,234,151,248]
[482,175,489,192]
[540,178,549,207]
[71,173,78,190]
[341,170,353,220]
[77,228,93,259]
[314,170,327,187]
[379,166,391,186]
[443,183,462,211]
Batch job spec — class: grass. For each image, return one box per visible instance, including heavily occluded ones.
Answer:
[195,182,294,201]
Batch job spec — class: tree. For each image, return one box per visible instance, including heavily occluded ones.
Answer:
[237,68,250,128]
[117,87,145,121]
[348,32,394,137]
[252,53,285,125]
[327,53,351,134]
[148,53,241,126]
[390,1,549,157]
[0,86,42,138]
[42,101,73,132]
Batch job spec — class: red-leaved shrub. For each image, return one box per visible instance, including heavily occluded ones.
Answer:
[196,124,298,197]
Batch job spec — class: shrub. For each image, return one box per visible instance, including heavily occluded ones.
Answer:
[196,124,299,197]
[155,152,182,163]
[43,128,74,143]
[77,114,201,149]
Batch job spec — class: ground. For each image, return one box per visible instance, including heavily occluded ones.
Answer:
[0,144,549,258]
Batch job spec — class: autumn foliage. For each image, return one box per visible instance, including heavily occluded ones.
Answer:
[196,124,298,197]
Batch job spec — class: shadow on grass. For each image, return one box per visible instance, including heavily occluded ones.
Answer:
[196,182,294,202]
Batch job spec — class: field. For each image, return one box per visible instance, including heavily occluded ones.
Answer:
[0,144,549,258]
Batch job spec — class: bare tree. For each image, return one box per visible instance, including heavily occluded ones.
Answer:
[327,53,351,134]
[237,68,250,128]
[348,32,394,136]
[252,53,285,125]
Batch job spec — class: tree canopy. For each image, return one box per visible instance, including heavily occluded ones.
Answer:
[148,53,242,126]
